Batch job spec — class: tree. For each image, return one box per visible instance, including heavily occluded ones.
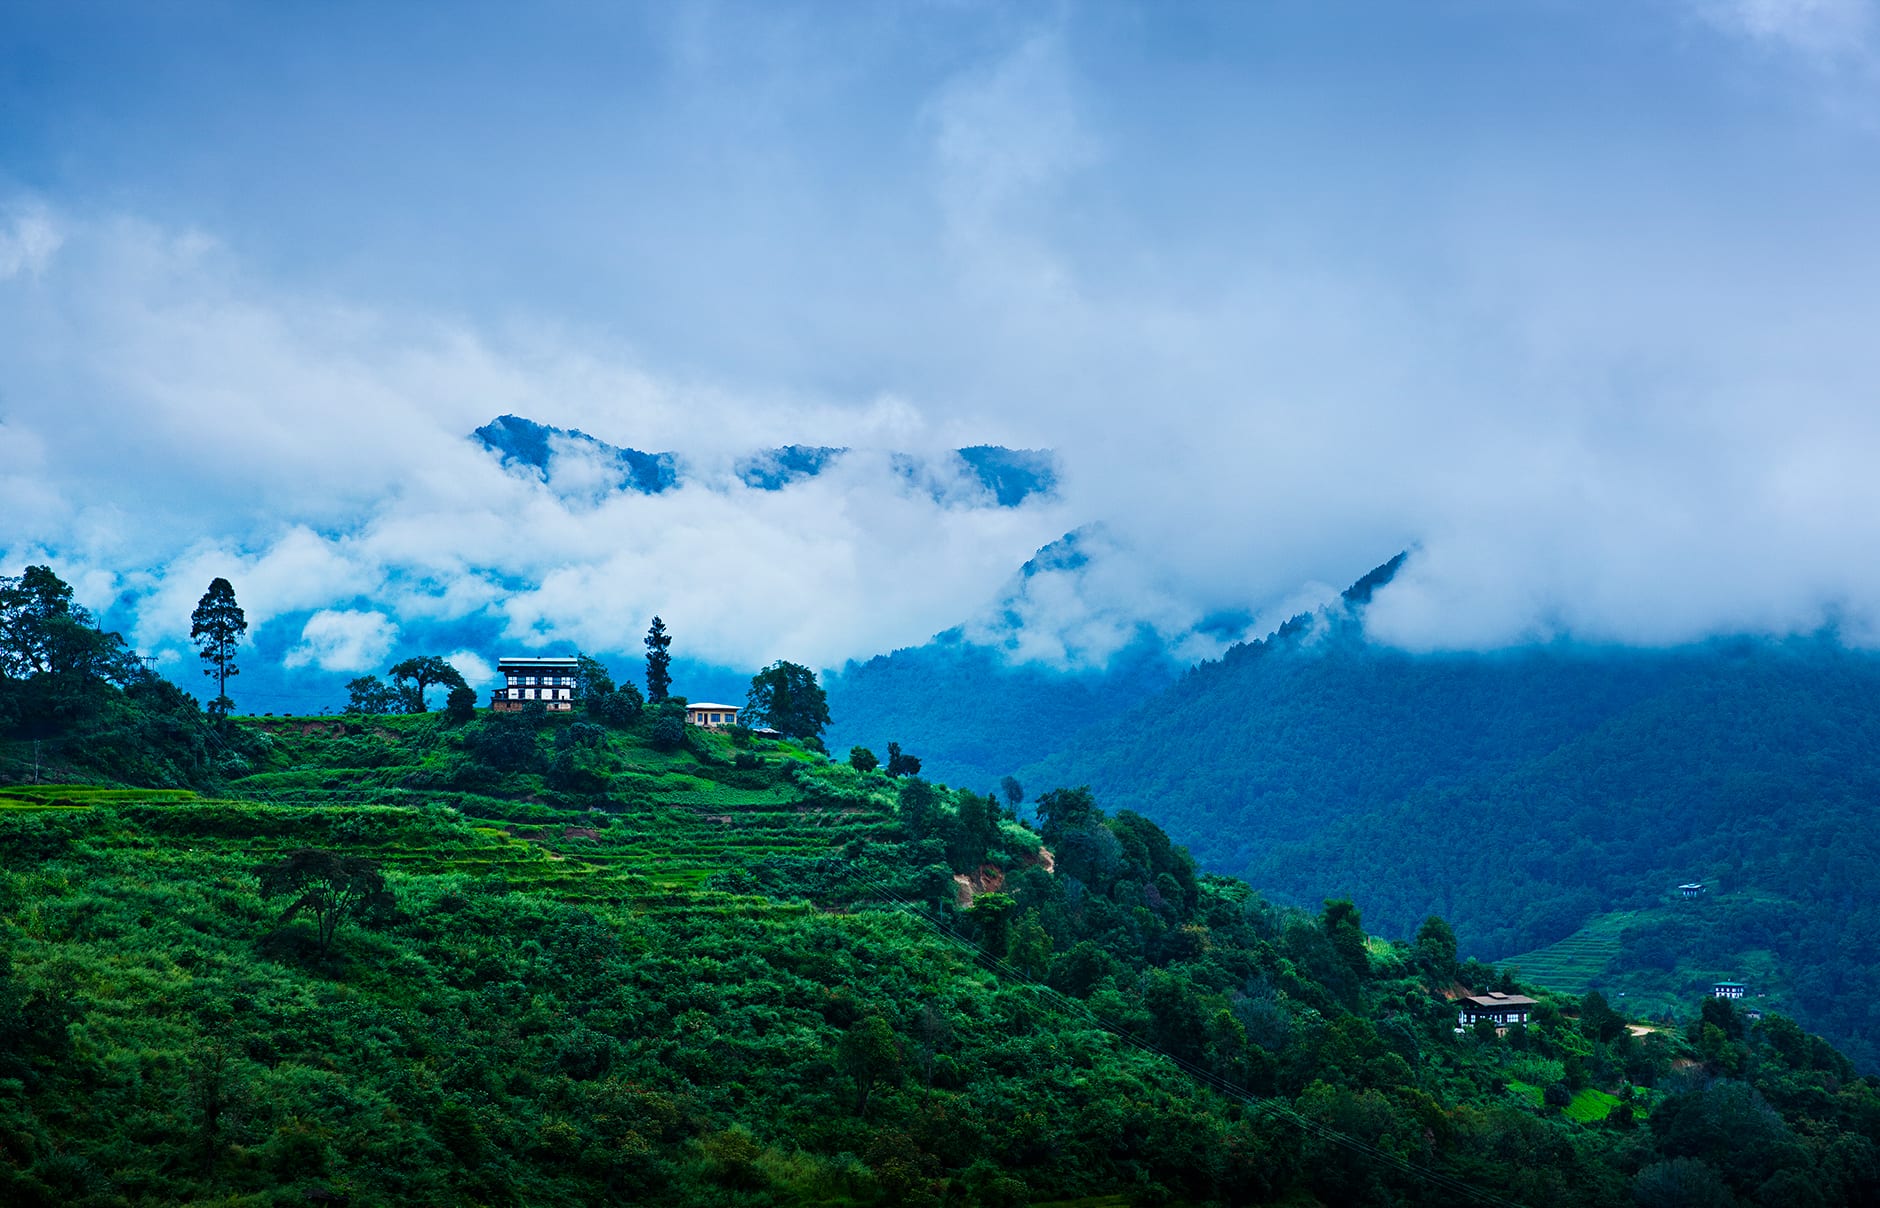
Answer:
[745,660,830,741]
[344,676,401,715]
[574,654,614,703]
[837,1015,901,1117]
[848,746,879,773]
[190,578,247,722]
[1414,915,1458,983]
[256,849,393,955]
[885,741,921,778]
[999,775,1024,811]
[388,656,469,714]
[444,684,478,723]
[644,616,672,702]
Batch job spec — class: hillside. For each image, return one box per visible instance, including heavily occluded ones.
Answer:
[12,705,1880,1203]
[1018,616,1880,1070]
[824,634,1175,795]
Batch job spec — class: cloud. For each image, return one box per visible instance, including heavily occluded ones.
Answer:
[0,203,62,279]
[8,4,1880,680]
[1692,0,1877,59]
[285,610,401,672]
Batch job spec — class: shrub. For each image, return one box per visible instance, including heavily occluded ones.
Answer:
[649,715,686,752]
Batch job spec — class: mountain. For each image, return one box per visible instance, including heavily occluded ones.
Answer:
[471,414,1059,506]
[1015,564,1880,1067]
[9,690,1880,1204]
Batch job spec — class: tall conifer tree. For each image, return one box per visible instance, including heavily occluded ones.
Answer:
[644,615,672,702]
[190,577,247,722]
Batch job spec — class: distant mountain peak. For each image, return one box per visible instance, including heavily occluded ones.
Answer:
[469,415,1059,507]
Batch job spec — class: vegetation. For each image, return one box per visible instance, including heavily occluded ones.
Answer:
[6,695,1880,1203]
[1021,603,1880,1072]
[645,616,673,703]
[189,577,247,722]
[746,660,830,744]
[7,562,1880,1203]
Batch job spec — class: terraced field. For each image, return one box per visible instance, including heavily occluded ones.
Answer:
[2,713,914,924]
[1501,911,1634,993]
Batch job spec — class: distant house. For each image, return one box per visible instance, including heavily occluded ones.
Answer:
[685,702,741,729]
[1712,981,1747,1000]
[491,656,579,713]
[1679,882,1706,899]
[1457,992,1539,1030]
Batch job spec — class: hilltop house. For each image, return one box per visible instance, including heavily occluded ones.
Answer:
[1712,981,1747,1000]
[686,702,741,729]
[1679,882,1706,899]
[491,656,579,713]
[1457,992,1539,1030]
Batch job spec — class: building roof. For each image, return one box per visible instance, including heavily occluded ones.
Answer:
[498,656,580,667]
[686,702,742,712]
[1460,992,1539,1009]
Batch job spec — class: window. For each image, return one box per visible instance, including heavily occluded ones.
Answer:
[559,689,570,699]
[507,675,518,686]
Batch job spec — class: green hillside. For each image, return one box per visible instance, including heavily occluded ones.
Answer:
[4,707,1879,1205]
[7,566,1880,1205]
[1018,621,1880,1071]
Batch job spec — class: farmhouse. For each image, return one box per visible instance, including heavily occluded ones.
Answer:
[1712,981,1747,1000]
[1679,882,1705,899]
[1457,992,1539,1030]
[491,656,579,713]
[686,702,741,729]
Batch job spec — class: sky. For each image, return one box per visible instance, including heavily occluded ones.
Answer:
[5,0,1880,705]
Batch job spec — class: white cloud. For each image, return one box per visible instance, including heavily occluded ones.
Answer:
[0,203,62,279]
[1693,0,1877,58]
[285,610,401,672]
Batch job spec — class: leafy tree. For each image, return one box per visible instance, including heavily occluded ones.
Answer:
[1414,915,1458,983]
[190,578,247,722]
[648,712,686,752]
[745,660,830,741]
[591,683,644,728]
[1033,786,1098,841]
[445,684,478,723]
[574,654,615,702]
[255,849,393,955]
[848,746,879,773]
[344,675,401,715]
[999,775,1024,810]
[1580,989,1625,1043]
[388,656,469,714]
[837,1015,901,1118]
[885,741,921,778]
[644,616,672,702]
[1321,899,1369,978]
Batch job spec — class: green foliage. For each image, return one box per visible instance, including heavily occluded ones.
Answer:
[644,615,673,702]
[388,655,469,714]
[189,577,247,721]
[1022,630,1880,1069]
[255,847,393,954]
[848,745,878,773]
[345,674,402,715]
[746,659,831,741]
[8,705,1880,1207]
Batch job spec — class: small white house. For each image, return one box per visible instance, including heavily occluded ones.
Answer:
[685,702,741,729]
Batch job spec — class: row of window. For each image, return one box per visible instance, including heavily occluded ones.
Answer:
[500,688,572,700]
[506,675,575,686]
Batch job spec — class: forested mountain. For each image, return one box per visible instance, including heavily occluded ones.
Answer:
[471,414,1059,506]
[823,633,1175,794]
[1018,589,1880,1070]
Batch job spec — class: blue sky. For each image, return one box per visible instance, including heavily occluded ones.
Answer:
[5,1,1880,706]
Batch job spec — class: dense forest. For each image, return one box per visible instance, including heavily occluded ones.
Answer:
[8,564,1880,1204]
[824,633,1174,794]
[1018,595,1880,1072]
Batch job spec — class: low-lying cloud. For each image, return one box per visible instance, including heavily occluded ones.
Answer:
[7,3,1880,678]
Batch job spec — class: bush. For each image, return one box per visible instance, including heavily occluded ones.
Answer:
[591,687,642,729]
[649,715,686,752]
[445,684,478,723]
